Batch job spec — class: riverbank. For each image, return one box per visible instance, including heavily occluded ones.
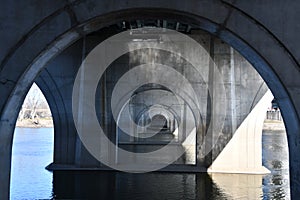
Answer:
[16,118,285,130]
[16,118,53,128]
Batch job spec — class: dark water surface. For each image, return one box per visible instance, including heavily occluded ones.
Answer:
[11,128,290,199]
[11,128,53,199]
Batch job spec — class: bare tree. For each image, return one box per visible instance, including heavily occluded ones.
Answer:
[18,83,50,121]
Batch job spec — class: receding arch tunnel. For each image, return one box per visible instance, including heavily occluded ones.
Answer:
[1,3,300,199]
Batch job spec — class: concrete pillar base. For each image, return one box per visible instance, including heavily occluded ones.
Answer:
[207,166,270,174]
[208,91,273,174]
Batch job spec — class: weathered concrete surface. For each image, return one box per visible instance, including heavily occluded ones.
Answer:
[36,29,267,172]
[1,1,300,199]
[208,91,273,174]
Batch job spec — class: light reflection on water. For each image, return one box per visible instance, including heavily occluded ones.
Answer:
[11,128,54,199]
[11,128,290,199]
[262,130,290,199]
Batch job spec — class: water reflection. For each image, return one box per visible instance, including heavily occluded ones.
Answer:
[51,129,290,199]
[262,130,290,199]
[53,171,230,200]
[11,128,290,199]
[11,128,53,199]
[209,173,264,199]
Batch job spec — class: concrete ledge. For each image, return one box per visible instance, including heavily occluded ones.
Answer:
[46,163,207,173]
[47,163,270,174]
[207,166,270,175]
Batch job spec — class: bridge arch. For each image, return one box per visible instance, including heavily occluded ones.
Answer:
[0,2,299,198]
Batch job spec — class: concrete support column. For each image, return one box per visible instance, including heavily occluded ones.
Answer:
[208,91,272,174]
[0,121,14,200]
[0,81,28,200]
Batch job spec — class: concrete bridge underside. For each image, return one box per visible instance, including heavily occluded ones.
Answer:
[1,1,300,199]
[39,29,269,173]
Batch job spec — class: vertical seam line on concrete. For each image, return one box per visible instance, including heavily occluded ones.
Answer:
[215,0,237,37]
[221,0,300,70]
[64,0,80,26]
[219,0,300,124]
[249,82,266,113]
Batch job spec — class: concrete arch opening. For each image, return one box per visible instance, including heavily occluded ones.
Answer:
[15,83,53,128]
[11,83,54,199]
[0,5,299,198]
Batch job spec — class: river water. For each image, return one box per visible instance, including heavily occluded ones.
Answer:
[10,128,290,199]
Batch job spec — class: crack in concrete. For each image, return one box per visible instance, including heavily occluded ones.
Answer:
[216,0,237,37]
[64,0,80,26]
[0,78,16,85]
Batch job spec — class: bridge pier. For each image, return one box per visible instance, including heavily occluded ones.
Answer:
[39,28,269,172]
[208,91,272,174]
